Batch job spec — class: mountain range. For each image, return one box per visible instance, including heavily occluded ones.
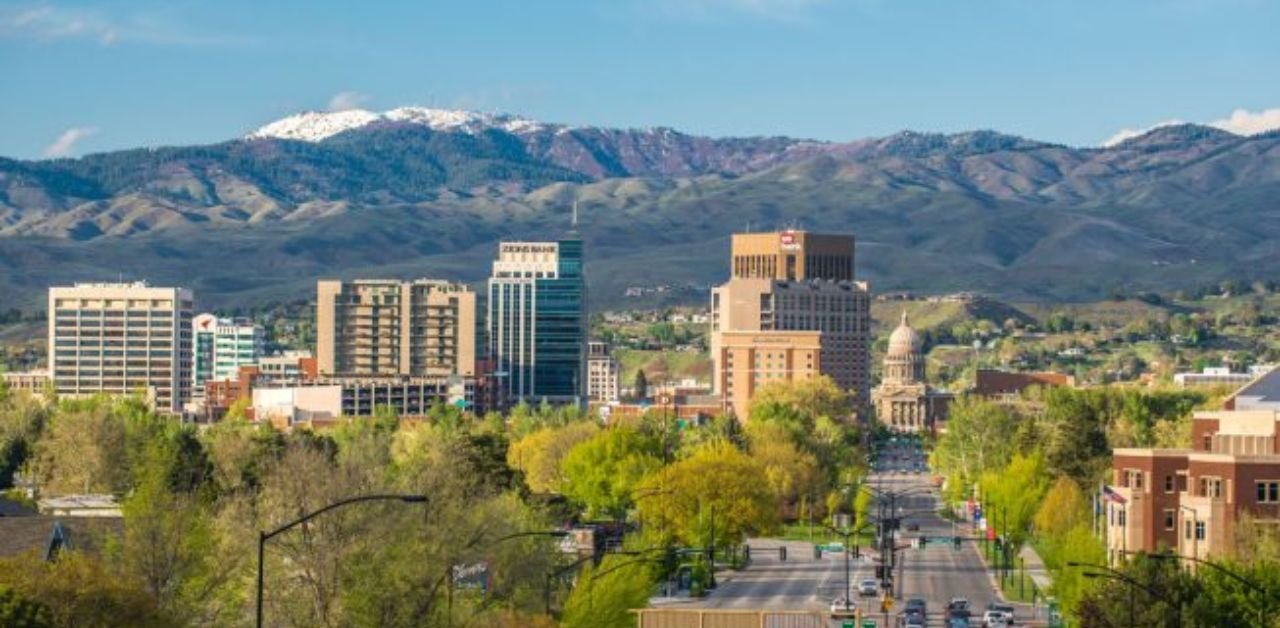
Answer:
[2,107,1279,310]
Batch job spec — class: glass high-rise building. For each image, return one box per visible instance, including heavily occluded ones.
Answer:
[486,236,585,404]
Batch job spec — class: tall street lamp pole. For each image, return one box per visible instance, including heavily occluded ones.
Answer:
[256,494,428,628]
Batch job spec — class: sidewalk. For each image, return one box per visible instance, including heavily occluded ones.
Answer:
[1020,544,1053,595]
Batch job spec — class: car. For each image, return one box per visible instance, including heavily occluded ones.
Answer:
[947,617,970,628]
[904,598,926,615]
[906,522,920,531]
[830,597,856,616]
[902,612,926,628]
[948,598,970,612]
[984,617,1008,628]
[985,603,1016,625]
[858,579,879,596]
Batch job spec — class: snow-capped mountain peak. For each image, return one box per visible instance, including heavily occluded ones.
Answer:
[246,107,549,142]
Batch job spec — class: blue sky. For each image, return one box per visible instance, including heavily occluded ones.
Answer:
[2,0,1278,159]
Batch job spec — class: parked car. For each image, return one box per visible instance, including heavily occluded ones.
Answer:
[859,579,879,596]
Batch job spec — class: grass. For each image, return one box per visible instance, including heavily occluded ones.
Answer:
[615,349,711,385]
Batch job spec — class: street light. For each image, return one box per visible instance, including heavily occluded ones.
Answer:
[256,494,428,628]
[825,522,874,614]
[1141,550,1275,625]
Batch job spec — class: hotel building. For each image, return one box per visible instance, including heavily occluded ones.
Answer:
[710,230,871,420]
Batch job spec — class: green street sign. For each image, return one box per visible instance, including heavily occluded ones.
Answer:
[862,620,877,628]
[841,621,854,628]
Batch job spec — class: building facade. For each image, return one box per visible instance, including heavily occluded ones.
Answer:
[1107,368,1280,564]
[710,231,871,420]
[872,312,953,433]
[487,238,586,404]
[252,375,476,428]
[48,283,193,414]
[586,341,620,403]
[192,313,264,397]
[316,279,476,378]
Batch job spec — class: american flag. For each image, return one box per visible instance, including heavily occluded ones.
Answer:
[1102,485,1127,505]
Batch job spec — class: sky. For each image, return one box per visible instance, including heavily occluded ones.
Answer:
[1,0,1279,159]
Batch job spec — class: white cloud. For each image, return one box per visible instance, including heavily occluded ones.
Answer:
[328,91,371,112]
[1100,119,1184,148]
[43,126,98,158]
[1209,108,1280,137]
[0,3,244,47]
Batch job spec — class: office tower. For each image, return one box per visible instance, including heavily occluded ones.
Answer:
[710,230,871,420]
[192,313,264,397]
[48,282,194,414]
[586,340,620,403]
[315,279,476,377]
[487,237,585,403]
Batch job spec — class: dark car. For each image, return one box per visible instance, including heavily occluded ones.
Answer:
[905,598,926,614]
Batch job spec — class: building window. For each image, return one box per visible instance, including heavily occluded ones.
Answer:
[1195,521,1206,541]
[1163,510,1175,531]
[1118,509,1127,527]
[1258,481,1280,504]
[1184,520,1192,539]
[1165,475,1174,493]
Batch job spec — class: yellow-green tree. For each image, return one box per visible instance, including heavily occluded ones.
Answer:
[979,453,1049,548]
[636,442,778,548]
[747,376,851,423]
[1034,476,1089,540]
[746,421,824,518]
[560,425,661,519]
[560,554,655,628]
[507,421,599,493]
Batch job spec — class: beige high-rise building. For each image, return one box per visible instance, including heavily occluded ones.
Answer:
[48,282,194,414]
[316,279,476,377]
[711,230,871,421]
[586,341,620,403]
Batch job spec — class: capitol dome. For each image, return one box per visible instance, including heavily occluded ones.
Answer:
[887,311,922,357]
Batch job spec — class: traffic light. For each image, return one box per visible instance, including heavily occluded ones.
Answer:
[919,536,928,548]
[779,546,787,561]
[852,543,859,558]
[953,535,962,551]
[994,536,1004,551]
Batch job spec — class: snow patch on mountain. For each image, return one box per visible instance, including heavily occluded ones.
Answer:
[247,107,549,142]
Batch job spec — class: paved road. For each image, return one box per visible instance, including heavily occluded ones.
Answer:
[660,439,1016,626]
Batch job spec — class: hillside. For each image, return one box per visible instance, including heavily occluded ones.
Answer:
[2,109,1280,309]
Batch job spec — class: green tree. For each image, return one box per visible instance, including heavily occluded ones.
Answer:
[930,396,1022,502]
[634,369,648,401]
[507,421,599,494]
[1033,477,1088,540]
[561,425,661,520]
[0,551,176,628]
[979,453,1048,549]
[560,554,655,628]
[0,585,52,628]
[636,441,778,548]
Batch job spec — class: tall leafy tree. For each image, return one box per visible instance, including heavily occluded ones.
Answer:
[561,425,661,520]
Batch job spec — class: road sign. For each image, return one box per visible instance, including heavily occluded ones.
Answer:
[842,621,854,628]
[862,621,877,628]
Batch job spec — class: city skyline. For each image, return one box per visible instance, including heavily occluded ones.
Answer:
[2,0,1279,158]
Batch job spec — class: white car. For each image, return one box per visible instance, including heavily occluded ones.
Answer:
[983,615,1008,628]
[830,597,856,616]
[858,579,879,596]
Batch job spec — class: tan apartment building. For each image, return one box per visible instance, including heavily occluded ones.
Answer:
[316,279,476,378]
[711,230,871,420]
[48,282,194,414]
[1107,370,1280,564]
